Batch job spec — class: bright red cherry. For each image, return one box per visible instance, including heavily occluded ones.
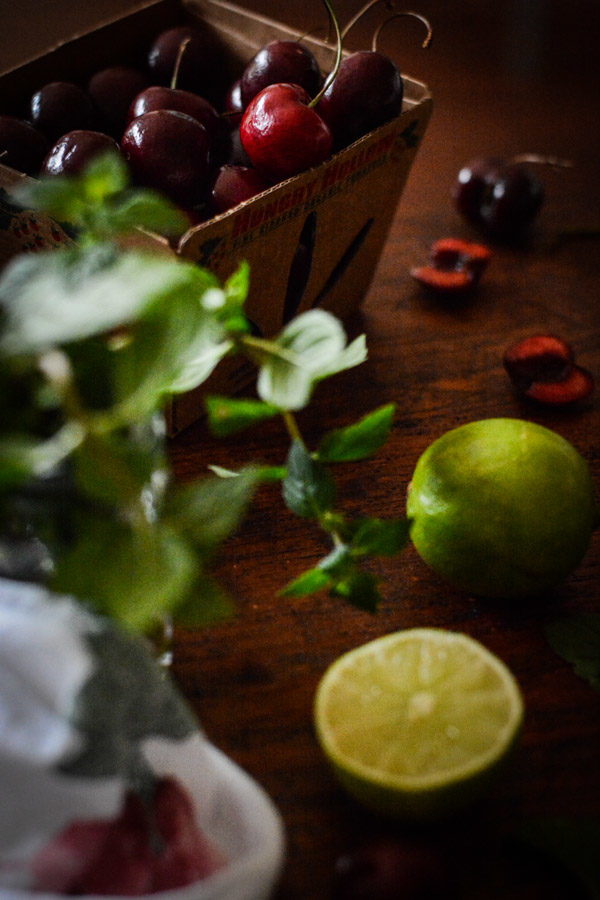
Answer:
[240,83,332,181]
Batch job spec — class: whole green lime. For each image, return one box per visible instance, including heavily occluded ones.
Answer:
[406,418,598,599]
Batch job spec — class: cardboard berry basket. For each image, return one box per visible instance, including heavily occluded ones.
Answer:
[0,0,433,435]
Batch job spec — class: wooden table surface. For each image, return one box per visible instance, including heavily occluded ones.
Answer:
[3,0,599,897]
[168,2,600,897]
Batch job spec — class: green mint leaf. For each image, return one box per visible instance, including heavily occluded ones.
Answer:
[256,309,367,410]
[0,244,198,356]
[331,568,382,612]
[164,466,263,556]
[110,276,231,420]
[545,613,600,692]
[171,573,235,627]
[317,403,396,462]
[103,189,189,238]
[280,567,333,597]
[223,259,250,309]
[280,544,352,597]
[351,517,411,557]
[515,817,600,900]
[61,623,197,782]
[208,463,286,480]
[12,150,129,229]
[52,518,197,632]
[0,424,83,489]
[282,440,336,518]
[154,331,233,397]
[205,395,279,437]
[73,428,165,509]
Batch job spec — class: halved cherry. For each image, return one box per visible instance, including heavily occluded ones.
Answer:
[410,237,492,293]
[503,334,574,387]
[503,334,594,405]
[524,366,595,405]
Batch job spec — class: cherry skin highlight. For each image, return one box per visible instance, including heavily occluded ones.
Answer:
[42,130,120,176]
[240,83,332,181]
[453,157,545,239]
[29,81,95,141]
[128,85,230,168]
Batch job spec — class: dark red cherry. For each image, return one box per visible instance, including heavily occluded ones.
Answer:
[128,85,229,167]
[211,164,269,214]
[87,66,148,137]
[29,81,95,141]
[121,109,210,207]
[147,25,220,101]
[223,79,244,126]
[227,126,252,166]
[0,115,48,174]
[453,157,545,239]
[240,83,332,181]
[317,51,403,150]
[42,130,120,176]
[240,40,322,108]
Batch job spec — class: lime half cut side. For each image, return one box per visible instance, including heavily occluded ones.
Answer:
[314,628,524,820]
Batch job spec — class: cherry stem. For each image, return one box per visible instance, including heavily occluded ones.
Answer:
[510,153,573,169]
[170,37,191,90]
[341,0,395,41]
[309,0,343,108]
[371,11,433,51]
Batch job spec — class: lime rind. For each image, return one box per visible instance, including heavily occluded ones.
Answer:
[406,418,596,599]
[314,628,524,820]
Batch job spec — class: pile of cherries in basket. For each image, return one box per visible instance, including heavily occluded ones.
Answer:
[0,9,416,227]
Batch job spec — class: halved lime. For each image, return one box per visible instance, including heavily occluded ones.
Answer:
[314,628,524,820]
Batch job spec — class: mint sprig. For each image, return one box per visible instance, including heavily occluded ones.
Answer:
[0,151,410,629]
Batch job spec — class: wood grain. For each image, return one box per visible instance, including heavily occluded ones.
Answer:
[2,0,597,895]
[169,2,599,896]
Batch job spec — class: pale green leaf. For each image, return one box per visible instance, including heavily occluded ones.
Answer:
[256,309,367,410]
[0,245,199,356]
